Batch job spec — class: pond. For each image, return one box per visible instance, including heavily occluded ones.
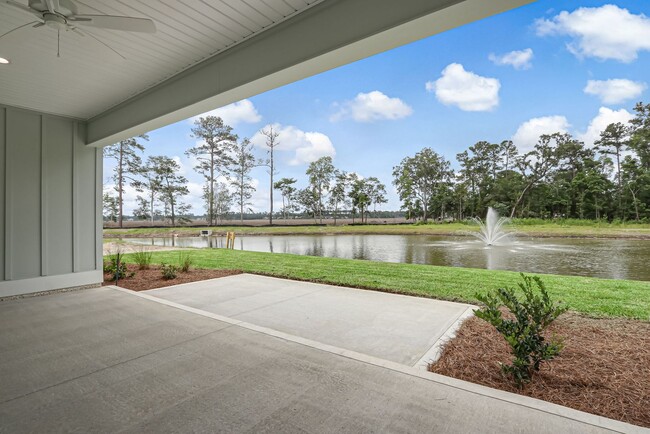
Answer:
[120,234,650,281]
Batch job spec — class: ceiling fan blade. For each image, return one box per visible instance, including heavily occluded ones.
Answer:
[33,21,44,27]
[70,15,156,33]
[6,0,41,17]
[0,20,39,41]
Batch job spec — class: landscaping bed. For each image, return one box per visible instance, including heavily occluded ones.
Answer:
[429,313,650,428]
[102,264,241,291]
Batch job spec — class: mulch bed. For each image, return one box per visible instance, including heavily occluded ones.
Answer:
[429,313,650,428]
[102,264,242,291]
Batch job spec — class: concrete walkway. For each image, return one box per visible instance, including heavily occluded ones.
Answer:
[146,274,475,367]
[0,285,645,433]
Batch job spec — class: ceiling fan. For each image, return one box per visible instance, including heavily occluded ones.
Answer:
[2,0,156,57]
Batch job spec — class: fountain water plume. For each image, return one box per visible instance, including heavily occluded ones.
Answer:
[471,207,512,246]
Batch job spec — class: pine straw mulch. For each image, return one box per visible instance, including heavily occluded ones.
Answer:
[102,264,242,291]
[429,313,650,428]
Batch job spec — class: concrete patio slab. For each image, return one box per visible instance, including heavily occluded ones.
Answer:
[0,286,643,433]
[146,274,474,366]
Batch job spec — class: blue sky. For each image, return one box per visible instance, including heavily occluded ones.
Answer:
[104,0,650,214]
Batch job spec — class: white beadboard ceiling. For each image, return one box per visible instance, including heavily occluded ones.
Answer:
[0,0,322,119]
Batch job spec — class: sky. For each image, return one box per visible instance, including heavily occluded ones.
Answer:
[104,0,650,215]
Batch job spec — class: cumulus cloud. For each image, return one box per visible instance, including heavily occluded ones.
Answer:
[583,79,647,104]
[535,5,650,62]
[190,99,261,126]
[488,48,534,70]
[511,115,571,152]
[250,123,335,166]
[577,107,634,147]
[330,91,413,122]
[426,63,500,111]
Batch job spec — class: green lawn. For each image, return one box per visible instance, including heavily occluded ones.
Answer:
[104,221,650,238]
[117,249,650,320]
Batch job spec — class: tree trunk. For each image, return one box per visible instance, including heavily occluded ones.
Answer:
[510,181,535,218]
[269,147,274,226]
[209,153,215,226]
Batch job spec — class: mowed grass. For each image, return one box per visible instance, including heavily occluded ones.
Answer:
[119,249,650,320]
[105,221,650,238]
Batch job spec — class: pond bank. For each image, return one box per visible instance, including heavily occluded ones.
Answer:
[104,223,650,240]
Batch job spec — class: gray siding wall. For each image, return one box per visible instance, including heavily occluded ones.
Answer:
[0,105,101,285]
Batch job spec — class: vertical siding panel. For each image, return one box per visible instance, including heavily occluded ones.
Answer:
[43,116,74,275]
[6,109,41,280]
[0,108,5,280]
[72,122,78,272]
[75,123,95,272]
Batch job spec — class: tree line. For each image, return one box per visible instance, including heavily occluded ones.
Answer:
[393,102,650,222]
[104,101,650,226]
[103,117,388,227]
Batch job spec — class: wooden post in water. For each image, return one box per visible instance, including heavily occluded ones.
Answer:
[226,232,235,249]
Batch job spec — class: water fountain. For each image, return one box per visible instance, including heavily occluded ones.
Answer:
[470,207,513,246]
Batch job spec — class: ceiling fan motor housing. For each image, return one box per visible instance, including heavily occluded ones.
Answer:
[43,13,67,31]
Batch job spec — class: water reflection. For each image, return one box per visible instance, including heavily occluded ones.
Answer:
[121,234,650,281]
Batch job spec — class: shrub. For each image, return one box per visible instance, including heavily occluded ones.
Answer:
[160,263,177,280]
[475,274,567,388]
[104,250,127,281]
[178,251,193,272]
[132,247,153,270]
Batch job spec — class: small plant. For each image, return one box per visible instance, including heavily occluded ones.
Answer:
[178,251,193,272]
[160,263,178,280]
[475,274,568,388]
[132,247,153,270]
[104,250,127,281]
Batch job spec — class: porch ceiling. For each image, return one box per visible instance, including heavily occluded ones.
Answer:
[0,0,323,119]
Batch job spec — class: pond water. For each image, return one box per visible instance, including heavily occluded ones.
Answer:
[121,234,650,281]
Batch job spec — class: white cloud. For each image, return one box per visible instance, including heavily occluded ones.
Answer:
[577,107,634,147]
[535,5,650,62]
[488,48,534,70]
[583,79,647,104]
[189,99,261,126]
[250,123,336,166]
[427,63,500,111]
[330,91,413,122]
[511,115,571,152]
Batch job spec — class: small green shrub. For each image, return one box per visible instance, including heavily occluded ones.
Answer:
[160,263,178,280]
[104,251,127,281]
[178,251,193,272]
[475,274,568,388]
[132,247,153,270]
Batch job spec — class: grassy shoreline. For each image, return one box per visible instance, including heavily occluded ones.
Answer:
[104,221,650,239]
[116,249,650,320]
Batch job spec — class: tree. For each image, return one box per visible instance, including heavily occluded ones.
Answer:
[103,192,119,222]
[306,156,335,223]
[150,155,191,226]
[274,177,297,220]
[103,135,148,228]
[595,123,629,217]
[510,133,562,218]
[629,102,650,170]
[260,126,280,225]
[295,187,319,221]
[366,177,388,215]
[213,182,233,224]
[621,156,650,221]
[133,155,163,226]
[229,138,257,224]
[188,116,237,225]
[328,171,350,225]
[133,196,151,221]
[348,176,371,224]
[393,148,451,223]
